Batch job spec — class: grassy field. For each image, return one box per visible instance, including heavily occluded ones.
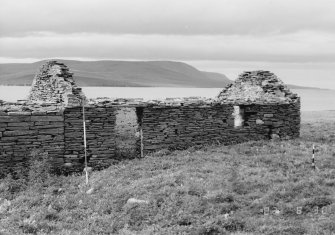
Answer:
[0,111,334,235]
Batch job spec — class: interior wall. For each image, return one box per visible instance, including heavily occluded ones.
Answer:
[141,104,237,153]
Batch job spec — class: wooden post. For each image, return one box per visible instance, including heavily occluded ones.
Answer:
[82,100,88,184]
[140,128,144,158]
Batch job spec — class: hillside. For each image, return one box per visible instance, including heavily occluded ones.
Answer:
[0,60,231,88]
[0,111,334,234]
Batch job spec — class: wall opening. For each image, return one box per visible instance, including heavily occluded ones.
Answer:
[233,106,245,128]
[115,107,140,159]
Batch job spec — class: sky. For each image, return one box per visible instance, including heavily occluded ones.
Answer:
[0,0,335,89]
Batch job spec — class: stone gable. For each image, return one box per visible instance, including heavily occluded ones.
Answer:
[28,60,85,106]
[217,70,299,104]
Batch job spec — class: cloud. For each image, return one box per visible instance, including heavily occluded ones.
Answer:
[1,0,335,65]
[1,0,335,37]
[1,32,335,62]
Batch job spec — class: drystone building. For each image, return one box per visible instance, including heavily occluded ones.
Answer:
[0,62,300,176]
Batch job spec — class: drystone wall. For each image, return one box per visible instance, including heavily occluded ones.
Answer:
[0,97,300,176]
[63,106,116,171]
[0,108,64,177]
[241,102,301,139]
[141,104,235,152]
[0,103,118,176]
[140,99,300,153]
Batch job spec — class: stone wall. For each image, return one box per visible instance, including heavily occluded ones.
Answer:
[0,97,300,176]
[141,104,234,152]
[241,101,301,139]
[0,110,64,177]
[140,99,300,153]
[0,103,117,176]
[63,106,116,170]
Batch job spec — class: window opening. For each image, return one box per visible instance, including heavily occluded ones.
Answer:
[233,106,244,128]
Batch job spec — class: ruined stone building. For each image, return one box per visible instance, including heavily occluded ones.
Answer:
[0,61,300,176]
[217,70,300,139]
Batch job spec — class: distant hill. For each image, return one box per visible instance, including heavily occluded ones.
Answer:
[0,60,324,89]
[0,60,232,88]
[286,84,327,90]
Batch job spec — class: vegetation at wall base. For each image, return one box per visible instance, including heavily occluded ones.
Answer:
[0,111,334,235]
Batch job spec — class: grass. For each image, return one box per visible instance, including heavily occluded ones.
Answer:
[0,111,335,235]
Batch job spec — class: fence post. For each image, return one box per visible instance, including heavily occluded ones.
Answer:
[312,144,316,170]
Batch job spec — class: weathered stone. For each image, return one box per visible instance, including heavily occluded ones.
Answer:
[7,112,31,116]
[0,116,31,122]
[31,111,47,115]
[127,198,149,205]
[37,135,53,140]
[6,126,30,131]
[7,122,33,127]
[3,130,36,137]
[86,188,94,195]
[38,128,64,134]
[31,116,63,122]
[271,134,280,140]
[256,119,264,125]
[264,121,273,125]
[64,155,79,159]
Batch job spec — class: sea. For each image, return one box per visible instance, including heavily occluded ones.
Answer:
[0,86,334,112]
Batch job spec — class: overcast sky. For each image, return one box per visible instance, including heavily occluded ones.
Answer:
[0,0,335,88]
